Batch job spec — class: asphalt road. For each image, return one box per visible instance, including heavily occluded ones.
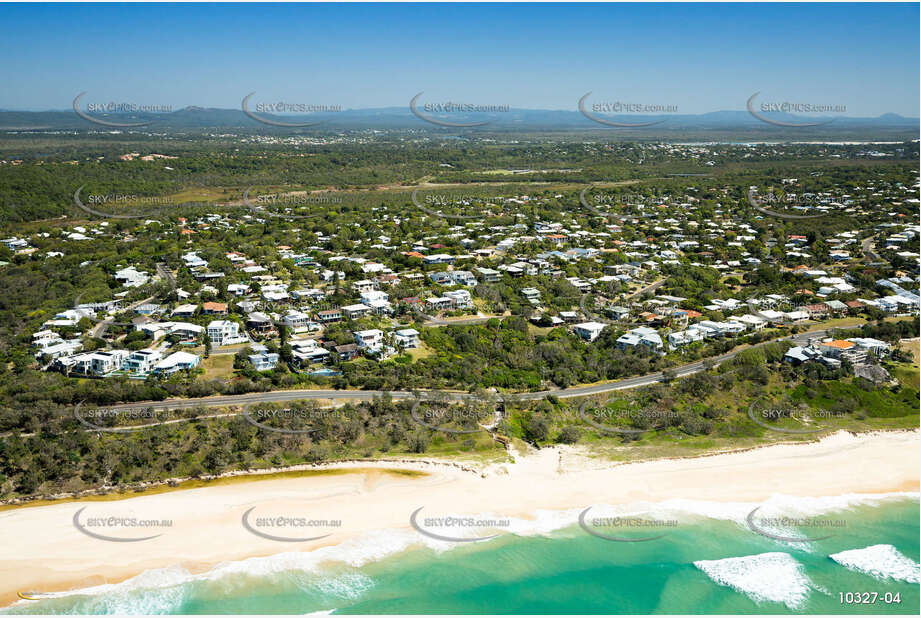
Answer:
[103,326,841,412]
[861,236,887,265]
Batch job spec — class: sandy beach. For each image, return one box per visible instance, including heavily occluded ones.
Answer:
[1,429,918,608]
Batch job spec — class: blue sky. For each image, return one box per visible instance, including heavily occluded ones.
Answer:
[1,2,918,116]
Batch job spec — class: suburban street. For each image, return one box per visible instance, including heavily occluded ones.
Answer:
[101,326,842,413]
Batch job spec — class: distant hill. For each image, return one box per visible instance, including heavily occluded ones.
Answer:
[0,105,917,137]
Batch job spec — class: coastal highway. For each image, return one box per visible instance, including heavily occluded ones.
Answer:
[101,326,842,413]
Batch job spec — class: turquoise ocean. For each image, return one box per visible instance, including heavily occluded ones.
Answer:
[4,494,919,615]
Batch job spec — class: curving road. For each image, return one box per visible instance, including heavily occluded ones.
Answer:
[102,326,842,413]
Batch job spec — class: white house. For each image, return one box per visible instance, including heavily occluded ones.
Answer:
[207,320,247,346]
[572,321,606,342]
[426,296,453,312]
[290,339,331,366]
[248,346,280,371]
[848,337,891,357]
[444,289,473,309]
[450,271,477,287]
[84,350,129,375]
[617,326,664,352]
[393,328,421,349]
[114,266,150,288]
[354,329,384,353]
[342,303,371,319]
[668,328,706,348]
[283,310,314,333]
[154,351,200,374]
[123,349,163,374]
[734,314,767,331]
[39,339,83,360]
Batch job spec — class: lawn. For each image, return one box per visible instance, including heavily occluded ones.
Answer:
[200,354,236,379]
[405,343,435,361]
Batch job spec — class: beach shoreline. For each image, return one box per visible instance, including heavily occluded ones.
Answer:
[2,429,918,609]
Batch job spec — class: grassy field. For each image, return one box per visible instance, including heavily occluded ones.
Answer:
[200,354,236,379]
[405,342,435,361]
[899,338,920,367]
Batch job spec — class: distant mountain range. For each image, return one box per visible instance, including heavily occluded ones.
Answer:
[0,106,917,135]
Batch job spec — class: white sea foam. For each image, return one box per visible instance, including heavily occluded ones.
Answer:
[7,492,915,610]
[579,492,916,549]
[694,552,814,609]
[308,572,374,600]
[642,491,919,525]
[830,544,921,584]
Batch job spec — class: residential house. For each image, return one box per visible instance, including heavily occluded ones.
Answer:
[123,349,163,374]
[572,321,606,342]
[39,339,84,360]
[154,351,200,375]
[429,272,453,286]
[354,329,384,352]
[246,312,276,337]
[803,303,829,319]
[283,310,314,332]
[617,326,664,353]
[476,267,501,283]
[521,287,541,303]
[248,345,280,371]
[342,303,371,319]
[668,328,706,348]
[848,337,891,357]
[207,320,247,346]
[202,301,228,315]
[171,304,198,318]
[114,266,149,288]
[444,289,473,309]
[316,309,342,323]
[450,271,477,287]
[426,296,453,312]
[393,328,420,349]
[335,343,359,361]
[290,339,331,366]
